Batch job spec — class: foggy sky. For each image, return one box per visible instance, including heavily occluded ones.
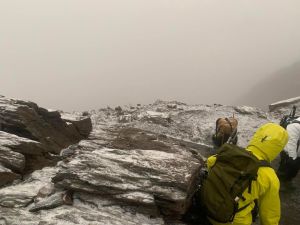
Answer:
[1,0,300,111]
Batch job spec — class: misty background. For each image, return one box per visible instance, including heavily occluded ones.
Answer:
[0,0,299,111]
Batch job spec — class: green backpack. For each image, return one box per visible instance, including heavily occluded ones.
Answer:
[200,143,269,223]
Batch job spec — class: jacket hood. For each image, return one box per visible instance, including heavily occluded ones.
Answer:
[247,123,288,162]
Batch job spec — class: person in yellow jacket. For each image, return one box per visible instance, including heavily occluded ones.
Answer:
[206,123,288,225]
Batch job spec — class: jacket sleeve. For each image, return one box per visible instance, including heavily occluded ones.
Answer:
[258,169,281,225]
[285,123,300,159]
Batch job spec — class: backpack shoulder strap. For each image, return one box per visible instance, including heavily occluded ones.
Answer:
[246,159,270,194]
[258,160,271,168]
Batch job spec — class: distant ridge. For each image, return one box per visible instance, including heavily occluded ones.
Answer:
[235,61,300,109]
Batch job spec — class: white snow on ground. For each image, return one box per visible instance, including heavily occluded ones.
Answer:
[0,131,39,145]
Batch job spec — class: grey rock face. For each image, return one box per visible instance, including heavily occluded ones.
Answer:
[61,112,92,138]
[0,164,21,187]
[0,96,91,154]
[0,97,288,225]
[53,147,200,217]
[0,132,27,172]
[0,167,58,208]
[138,111,171,127]
[1,193,165,225]
[127,102,272,149]
[29,191,66,212]
[0,167,164,224]
[269,96,300,115]
[0,96,92,186]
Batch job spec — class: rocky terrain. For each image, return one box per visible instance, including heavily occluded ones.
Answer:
[0,95,298,225]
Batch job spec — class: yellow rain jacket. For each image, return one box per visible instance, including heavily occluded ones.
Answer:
[207,123,288,225]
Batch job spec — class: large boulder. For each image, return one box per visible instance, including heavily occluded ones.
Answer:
[53,147,201,217]
[0,96,91,154]
[0,96,92,186]
[0,166,164,225]
[61,112,92,138]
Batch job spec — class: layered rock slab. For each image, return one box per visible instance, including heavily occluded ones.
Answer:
[0,167,164,225]
[53,147,201,218]
[0,96,92,186]
[0,96,91,154]
[1,98,279,225]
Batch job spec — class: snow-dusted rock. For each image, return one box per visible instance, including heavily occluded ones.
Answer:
[53,147,201,217]
[61,112,92,138]
[269,96,300,115]
[0,96,92,186]
[130,102,271,149]
[0,96,91,154]
[2,96,297,225]
[118,114,133,123]
[0,132,27,173]
[137,111,171,127]
[29,191,66,212]
[0,192,165,225]
[0,167,58,208]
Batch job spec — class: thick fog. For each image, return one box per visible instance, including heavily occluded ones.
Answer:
[1,0,300,111]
